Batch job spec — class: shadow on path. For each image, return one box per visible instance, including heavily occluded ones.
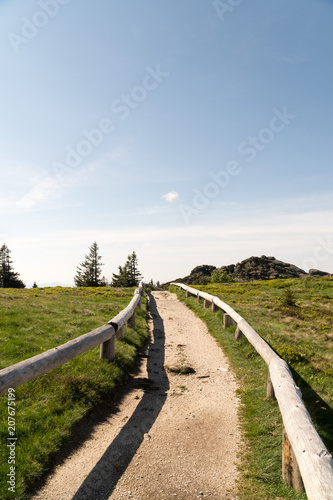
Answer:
[72,292,169,500]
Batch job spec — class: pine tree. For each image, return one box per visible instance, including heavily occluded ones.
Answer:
[74,242,105,287]
[111,251,142,287]
[0,244,25,288]
[111,263,131,287]
[127,251,142,286]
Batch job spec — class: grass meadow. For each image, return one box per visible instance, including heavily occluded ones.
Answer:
[1,279,332,499]
[0,286,148,500]
[172,276,333,500]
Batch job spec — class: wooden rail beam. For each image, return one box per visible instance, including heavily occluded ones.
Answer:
[0,324,115,395]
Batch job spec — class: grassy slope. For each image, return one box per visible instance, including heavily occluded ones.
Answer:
[0,287,148,500]
[172,276,333,500]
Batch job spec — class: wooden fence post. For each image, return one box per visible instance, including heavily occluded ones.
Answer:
[282,430,305,492]
[100,335,116,361]
[211,301,219,312]
[186,290,190,298]
[203,299,211,309]
[223,313,234,328]
[128,312,136,329]
[117,325,126,340]
[234,325,243,341]
[266,369,275,400]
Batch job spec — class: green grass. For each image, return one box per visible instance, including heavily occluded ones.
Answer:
[0,287,149,500]
[171,276,333,500]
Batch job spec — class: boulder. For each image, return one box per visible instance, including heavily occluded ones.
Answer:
[308,268,330,277]
[167,265,216,285]
[190,265,216,277]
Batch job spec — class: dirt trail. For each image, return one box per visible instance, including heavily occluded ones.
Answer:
[31,291,241,500]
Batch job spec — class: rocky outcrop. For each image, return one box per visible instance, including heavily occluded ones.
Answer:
[190,265,216,277]
[308,268,331,277]
[167,256,331,285]
[221,255,308,282]
[170,265,216,285]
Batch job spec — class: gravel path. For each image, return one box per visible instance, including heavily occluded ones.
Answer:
[31,291,241,500]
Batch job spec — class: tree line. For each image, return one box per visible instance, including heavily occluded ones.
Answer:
[74,242,142,287]
[0,243,142,289]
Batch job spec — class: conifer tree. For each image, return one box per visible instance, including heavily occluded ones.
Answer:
[74,242,105,287]
[127,251,142,286]
[0,244,25,288]
[111,251,142,287]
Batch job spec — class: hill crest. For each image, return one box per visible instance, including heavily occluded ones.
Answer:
[169,255,330,285]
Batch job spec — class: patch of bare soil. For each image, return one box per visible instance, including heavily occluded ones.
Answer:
[31,291,241,499]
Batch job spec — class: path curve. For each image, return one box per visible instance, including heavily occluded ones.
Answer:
[32,291,241,499]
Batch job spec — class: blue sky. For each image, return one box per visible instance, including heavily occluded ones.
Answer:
[0,0,332,286]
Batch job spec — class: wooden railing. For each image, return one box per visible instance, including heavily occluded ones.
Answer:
[0,283,144,396]
[171,282,333,500]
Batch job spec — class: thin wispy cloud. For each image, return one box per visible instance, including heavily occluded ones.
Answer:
[0,155,42,189]
[126,205,176,216]
[107,144,133,165]
[15,161,104,211]
[17,176,62,211]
